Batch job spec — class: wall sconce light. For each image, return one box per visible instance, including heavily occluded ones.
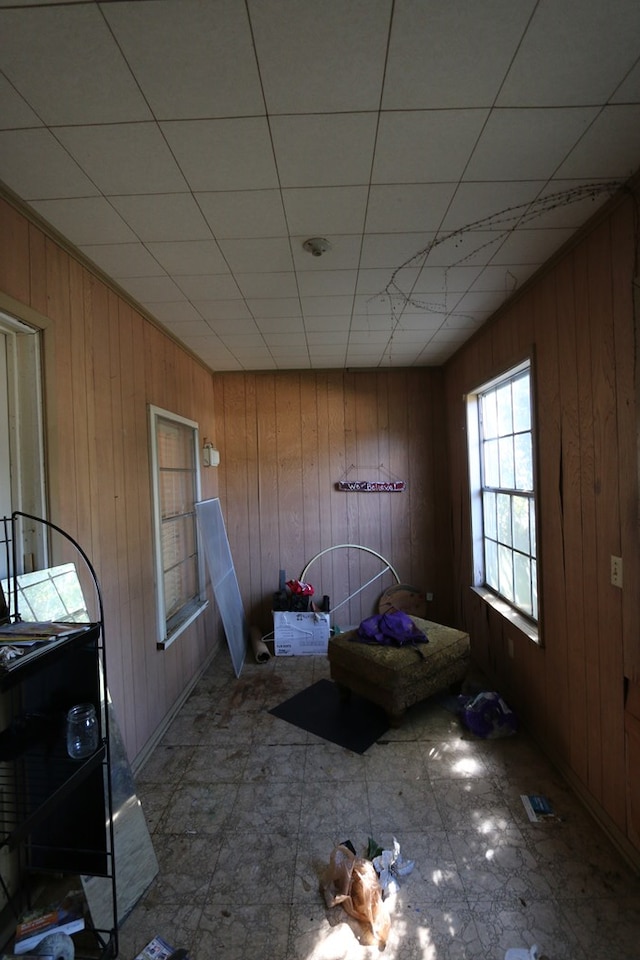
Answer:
[202,439,220,468]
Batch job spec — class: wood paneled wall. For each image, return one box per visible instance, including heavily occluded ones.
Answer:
[213,368,453,632]
[444,188,640,856]
[0,197,222,763]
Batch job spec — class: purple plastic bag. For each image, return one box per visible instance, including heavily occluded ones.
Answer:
[461,691,517,738]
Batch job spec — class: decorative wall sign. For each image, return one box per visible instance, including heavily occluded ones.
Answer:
[336,480,405,492]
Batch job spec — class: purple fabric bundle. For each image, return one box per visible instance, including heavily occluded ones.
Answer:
[355,610,428,648]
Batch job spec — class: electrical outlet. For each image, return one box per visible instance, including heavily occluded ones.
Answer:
[611,555,623,588]
[426,592,434,602]
[507,636,514,659]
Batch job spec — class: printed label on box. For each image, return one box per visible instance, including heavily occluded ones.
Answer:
[273,611,330,656]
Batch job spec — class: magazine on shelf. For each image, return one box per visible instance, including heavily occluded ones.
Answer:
[13,892,85,955]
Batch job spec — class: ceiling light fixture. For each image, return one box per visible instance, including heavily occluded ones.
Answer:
[303,237,332,257]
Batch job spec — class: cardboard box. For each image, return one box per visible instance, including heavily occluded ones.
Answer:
[273,611,331,656]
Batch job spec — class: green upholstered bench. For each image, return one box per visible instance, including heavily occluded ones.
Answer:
[327,616,470,726]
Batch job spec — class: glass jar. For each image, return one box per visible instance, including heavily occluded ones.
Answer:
[66,703,99,760]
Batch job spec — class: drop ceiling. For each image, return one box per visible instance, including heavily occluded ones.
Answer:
[1,0,639,371]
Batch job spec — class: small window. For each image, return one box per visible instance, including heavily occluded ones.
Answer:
[467,361,538,635]
[149,405,206,648]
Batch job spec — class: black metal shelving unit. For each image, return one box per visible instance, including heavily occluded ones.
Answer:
[0,513,118,959]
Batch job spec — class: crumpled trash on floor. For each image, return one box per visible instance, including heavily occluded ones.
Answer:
[505,946,547,960]
[459,690,518,738]
[370,836,415,896]
[321,843,391,947]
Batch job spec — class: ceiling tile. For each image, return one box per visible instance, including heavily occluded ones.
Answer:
[464,108,599,180]
[365,183,457,233]
[161,119,278,192]
[0,4,151,124]
[359,233,435,270]
[303,316,352,332]
[270,114,378,186]
[382,0,535,109]
[554,105,640,179]
[256,317,307,334]
[0,74,42,128]
[197,190,288,239]
[28,197,137,245]
[149,302,202,324]
[249,0,391,113]
[205,317,260,336]
[611,56,640,102]
[282,186,369,236]
[301,296,354,317]
[497,0,640,106]
[440,181,546,234]
[235,274,298,299]
[518,181,620,230]
[79,243,166,279]
[54,123,189,196]
[158,318,212,338]
[144,240,228,276]
[423,230,508,267]
[195,301,253,322]
[373,110,488,183]
[469,264,535,293]
[246,298,301,318]
[490,228,576,265]
[356,268,419,295]
[412,265,483,293]
[307,331,349,345]
[0,128,98,199]
[119,276,184,303]
[109,194,212,242]
[103,0,264,119]
[217,238,293,274]
[175,275,242,300]
[297,271,358,297]
[291,235,362,271]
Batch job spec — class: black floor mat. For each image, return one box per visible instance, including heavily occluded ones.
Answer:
[268,678,389,754]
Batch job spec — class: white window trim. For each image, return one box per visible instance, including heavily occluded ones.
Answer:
[149,405,207,650]
[0,311,47,577]
[466,359,540,645]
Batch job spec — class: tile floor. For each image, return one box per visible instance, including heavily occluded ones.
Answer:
[118,646,640,960]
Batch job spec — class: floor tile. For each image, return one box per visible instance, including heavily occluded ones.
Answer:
[125,648,640,960]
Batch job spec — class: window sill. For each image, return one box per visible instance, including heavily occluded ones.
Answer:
[158,599,209,650]
[471,586,540,645]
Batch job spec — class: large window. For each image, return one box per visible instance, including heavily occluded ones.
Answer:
[149,405,206,648]
[467,361,538,630]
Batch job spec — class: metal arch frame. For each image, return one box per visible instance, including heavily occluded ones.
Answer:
[300,544,400,617]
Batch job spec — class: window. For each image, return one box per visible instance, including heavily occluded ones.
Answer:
[149,405,206,648]
[467,361,538,633]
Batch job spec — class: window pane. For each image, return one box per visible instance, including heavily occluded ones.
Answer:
[483,439,500,487]
[481,391,498,439]
[512,375,531,432]
[514,433,533,490]
[512,495,530,553]
[485,539,498,590]
[158,418,195,469]
[498,544,514,601]
[497,493,512,546]
[164,555,198,619]
[483,490,497,540]
[496,383,513,435]
[472,364,537,624]
[514,553,532,613]
[160,469,193,519]
[499,436,515,488]
[530,500,537,559]
[161,515,196,571]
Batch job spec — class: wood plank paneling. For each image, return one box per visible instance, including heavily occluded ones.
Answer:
[0,206,222,764]
[444,185,640,856]
[216,368,447,634]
